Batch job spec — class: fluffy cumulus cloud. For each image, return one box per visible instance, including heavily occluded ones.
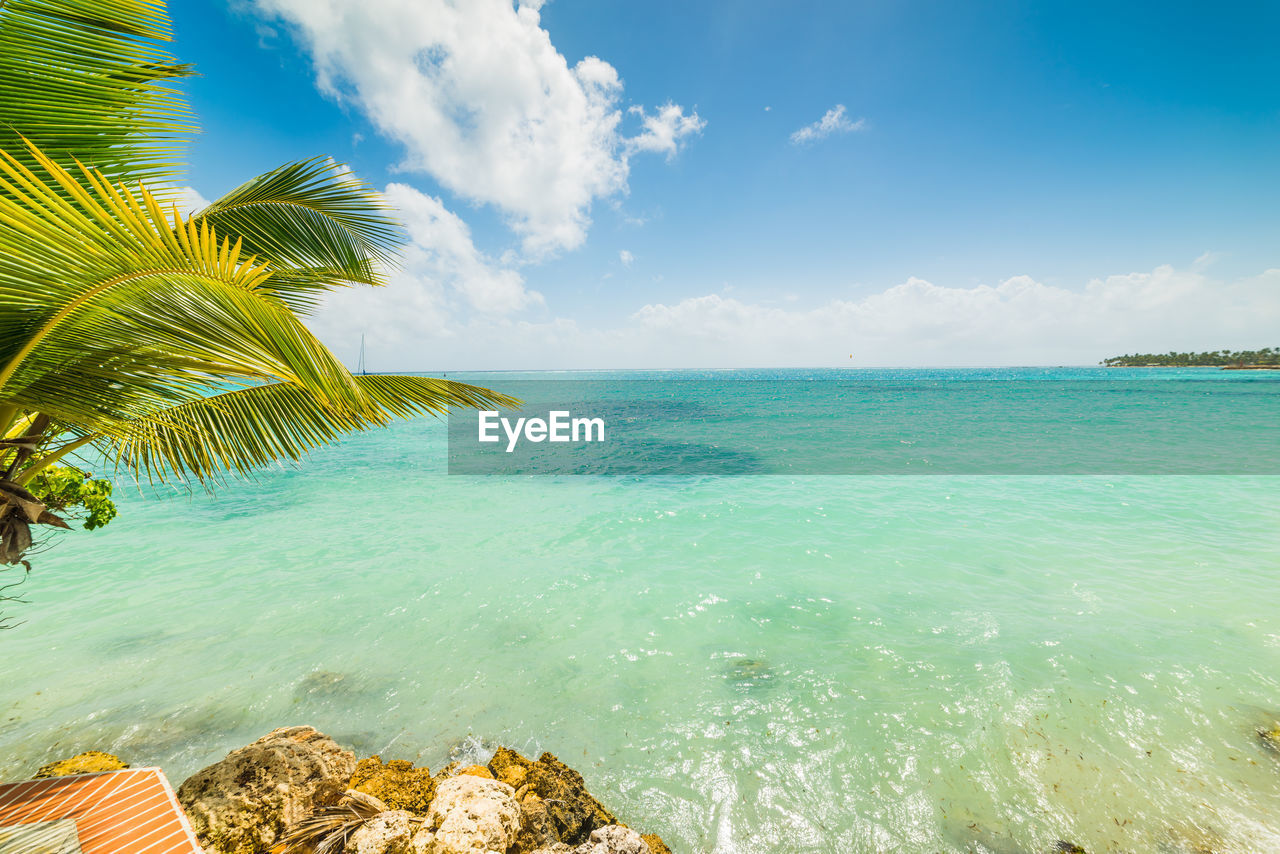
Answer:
[383,183,540,314]
[790,104,865,145]
[308,183,541,369]
[309,261,1280,370]
[626,103,707,160]
[253,0,703,256]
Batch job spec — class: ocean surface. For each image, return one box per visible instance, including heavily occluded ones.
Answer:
[3,368,1280,853]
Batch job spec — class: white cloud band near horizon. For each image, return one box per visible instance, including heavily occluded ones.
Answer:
[252,0,703,257]
[308,257,1280,371]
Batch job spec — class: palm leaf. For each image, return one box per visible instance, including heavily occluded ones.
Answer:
[112,375,519,482]
[0,2,517,572]
[271,789,411,854]
[193,158,405,308]
[0,0,193,190]
[0,140,378,433]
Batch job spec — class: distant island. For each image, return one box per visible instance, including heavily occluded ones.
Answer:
[1102,348,1280,368]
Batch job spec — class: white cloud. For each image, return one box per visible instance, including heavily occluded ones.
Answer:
[253,0,703,257]
[171,186,212,216]
[390,183,541,313]
[625,103,705,160]
[254,23,279,48]
[308,183,541,367]
[790,104,865,145]
[619,249,634,267]
[1192,250,1223,271]
[309,261,1280,370]
[629,266,1280,366]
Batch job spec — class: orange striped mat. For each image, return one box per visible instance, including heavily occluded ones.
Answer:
[0,767,201,853]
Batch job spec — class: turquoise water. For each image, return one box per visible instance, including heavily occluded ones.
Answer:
[3,369,1280,852]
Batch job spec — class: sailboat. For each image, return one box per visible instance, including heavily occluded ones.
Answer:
[357,333,367,376]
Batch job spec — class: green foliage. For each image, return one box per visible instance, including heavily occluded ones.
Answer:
[26,466,117,531]
[1102,348,1280,367]
[0,0,518,578]
[0,0,194,193]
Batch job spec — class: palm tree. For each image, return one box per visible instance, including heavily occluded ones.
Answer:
[0,0,515,575]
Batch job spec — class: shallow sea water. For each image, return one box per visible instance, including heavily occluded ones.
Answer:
[3,369,1279,853]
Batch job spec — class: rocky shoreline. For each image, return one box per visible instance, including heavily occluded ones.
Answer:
[29,724,1280,853]
[34,726,671,854]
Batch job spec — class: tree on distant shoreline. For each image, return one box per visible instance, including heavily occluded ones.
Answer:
[0,0,515,614]
[1101,348,1280,367]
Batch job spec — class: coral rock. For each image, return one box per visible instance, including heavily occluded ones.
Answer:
[486,749,615,846]
[1259,727,1280,752]
[569,825,650,854]
[351,757,437,815]
[34,751,128,778]
[346,809,416,854]
[640,833,672,854]
[514,793,562,851]
[176,725,356,854]
[457,765,494,779]
[431,762,460,786]
[486,747,529,790]
[410,775,521,854]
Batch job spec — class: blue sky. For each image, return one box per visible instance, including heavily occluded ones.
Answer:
[171,1,1280,369]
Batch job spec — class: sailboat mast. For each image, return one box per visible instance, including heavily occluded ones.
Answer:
[357,334,366,376]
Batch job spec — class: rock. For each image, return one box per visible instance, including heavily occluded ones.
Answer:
[514,793,561,851]
[724,657,775,690]
[1052,843,1087,854]
[34,751,128,778]
[486,748,615,846]
[487,748,529,789]
[640,833,672,854]
[569,825,650,854]
[296,670,356,698]
[177,725,357,854]
[410,775,520,854]
[295,670,387,703]
[432,761,460,786]
[457,765,493,779]
[1259,727,1280,752]
[351,756,437,815]
[346,810,416,854]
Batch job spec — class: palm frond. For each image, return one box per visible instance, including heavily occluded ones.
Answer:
[0,139,377,432]
[357,374,519,417]
[0,2,520,571]
[112,376,519,482]
[193,158,405,303]
[0,0,193,189]
[272,790,404,854]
